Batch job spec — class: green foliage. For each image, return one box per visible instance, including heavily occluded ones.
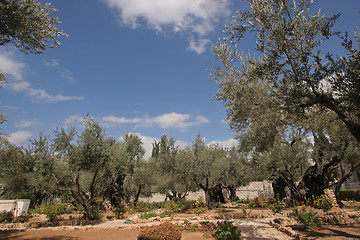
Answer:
[15,214,32,223]
[231,198,250,205]
[293,206,322,230]
[0,0,67,54]
[339,189,360,201]
[113,205,126,219]
[312,194,334,212]
[0,211,13,223]
[249,197,264,208]
[212,221,241,240]
[140,211,158,219]
[41,202,68,222]
[138,222,181,240]
[269,195,285,213]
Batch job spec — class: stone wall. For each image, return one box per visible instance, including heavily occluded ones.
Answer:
[139,181,274,203]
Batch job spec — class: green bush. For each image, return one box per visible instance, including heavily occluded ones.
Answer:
[249,197,264,208]
[212,221,241,240]
[293,206,322,230]
[90,201,104,220]
[0,211,14,223]
[339,189,360,201]
[113,205,126,219]
[42,202,68,222]
[15,214,32,223]
[138,222,181,240]
[313,194,333,212]
[131,202,153,212]
[269,194,285,213]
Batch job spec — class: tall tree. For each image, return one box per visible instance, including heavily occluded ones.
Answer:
[211,0,359,200]
[188,134,249,207]
[52,116,115,220]
[106,133,145,206]
[150,134,196,201]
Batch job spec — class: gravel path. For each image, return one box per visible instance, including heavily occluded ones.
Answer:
[233,218,292,240]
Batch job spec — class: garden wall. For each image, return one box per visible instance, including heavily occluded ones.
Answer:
[139,181,274,202]
[0,199,30,217]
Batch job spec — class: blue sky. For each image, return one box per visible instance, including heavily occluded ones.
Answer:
[1,0,359,159]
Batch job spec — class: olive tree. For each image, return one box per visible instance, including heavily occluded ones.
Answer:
[0,133,57,206]
[211,0,359,200]
[106,133,146,206]
[0,0,67,124]
[150,134,197,201]
[188,134,250,207]
[52,116,116,220]
[0,0,67,54]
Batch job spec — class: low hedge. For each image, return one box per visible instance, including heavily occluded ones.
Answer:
[339,189,360,201]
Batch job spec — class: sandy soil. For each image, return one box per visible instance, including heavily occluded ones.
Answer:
[1,205,359,240]
[0,228,214,240]
[0,218,292,240]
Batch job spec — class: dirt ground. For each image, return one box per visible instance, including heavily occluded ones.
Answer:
[0,228,213,240]
[0,204,359,240]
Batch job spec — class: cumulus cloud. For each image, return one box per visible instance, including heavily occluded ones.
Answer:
[128,133,159,160]
[103,112,210,130]
[0,50,25,81]
[188,36,211,54]
[102,0,231,54]
[7,130,33,145]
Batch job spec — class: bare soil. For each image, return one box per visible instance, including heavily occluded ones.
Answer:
[0,203,359,240]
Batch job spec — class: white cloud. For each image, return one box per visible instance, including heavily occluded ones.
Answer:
[27,88,84,102]
[129,133,159,160]
[0,50,25,81]
[9,81,30,92]
[207,138,238,148]
[7,130,33,145]
[15,119,37,128]
[103,115,142,124]
[102,0,230,53]
[103,112,209,130]
[45,59,59,67]
[1,50,83,103]
[188,37,211,54]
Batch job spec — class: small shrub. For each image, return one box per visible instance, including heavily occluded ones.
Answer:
[339,189,360,201]
[212,221,241,240]
[249,197,263,208]
[269,194,285,213]
[131,202,152,212]
[195,207,204,216]
[213,202,226,208]
[138,222,181,240]
[42,202,68,222]
[293,206,322,230]
[313,194,333,212]
[140,211,158,219]
[90,202,103,221]
[15,214,32,223]
[0,211,14,223]
[113,205,126,219]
